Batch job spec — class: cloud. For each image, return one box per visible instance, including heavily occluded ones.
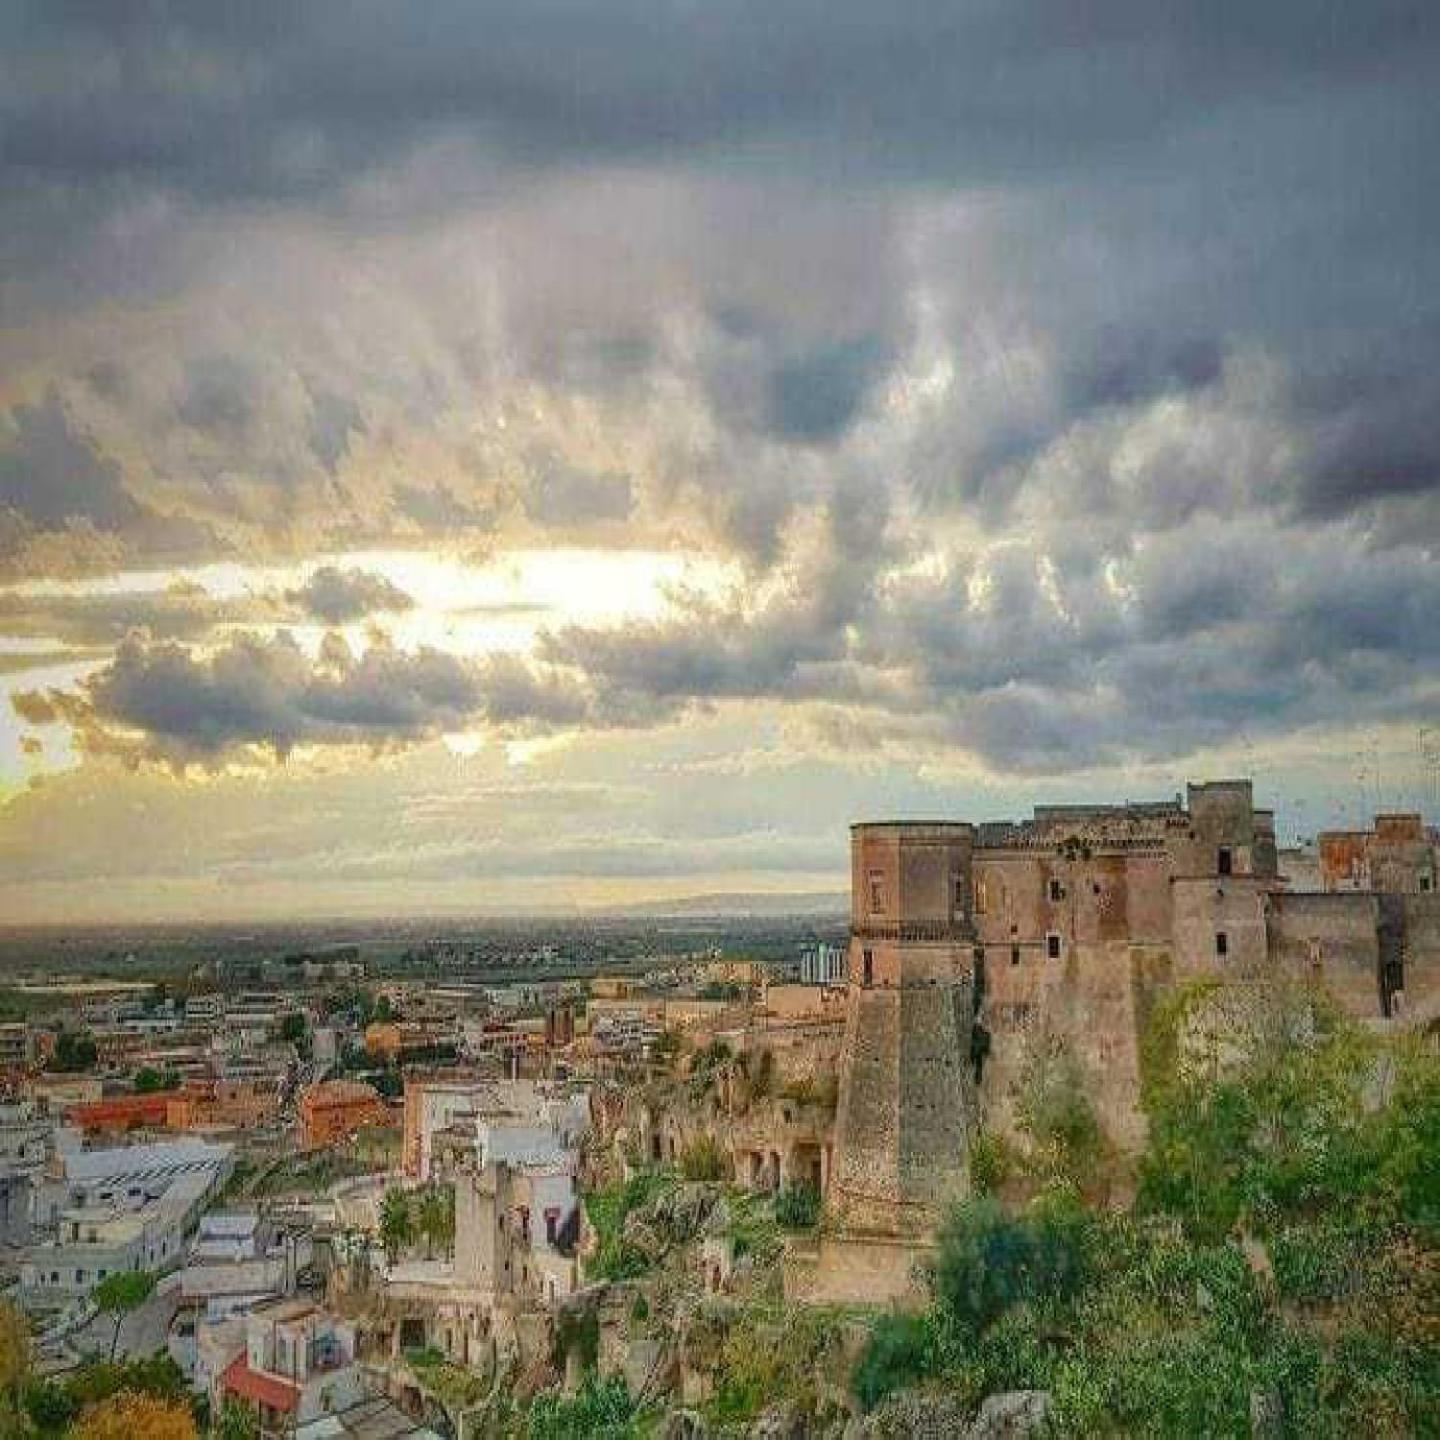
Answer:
[2,0,1439,918]
[522,456,634,528]
[5,2,1435,218]
[12,629,598,767]
[0,390,141,534]
[0,580,268,647]
[286,566,414,624]
[765,335,890,443]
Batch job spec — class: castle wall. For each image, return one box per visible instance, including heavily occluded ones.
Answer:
[829,985,902,1234]
[978,937,1159,1154]
[1399,894,1440,1019]
[1265,892,1382,1017]
[1171,876,1271,979]
[831,822,976,1241]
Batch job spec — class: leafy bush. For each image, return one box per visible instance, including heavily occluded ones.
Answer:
[679,1133,727,1181]
[933,1195,1091,1340]
[1269,1223,1369,1305]
[969,1131,1013,1195]
[1016,1037,1106,1185]
[853,1311,937,1410]
[585,1172,671,1281]
[24,1355,193,1436]
[528,1373,637,1439]
[775,1181,820,1230]
[707,1305,847,1425]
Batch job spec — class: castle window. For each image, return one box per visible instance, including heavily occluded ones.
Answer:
[1010,946,1020,967]
[1218,847,1233,876]
[1216,931,1228,957]
[970,877,983,913]
[862,950,874,988]
[1422,875,1433,892]
[867,871,885,915]
[1046,933,1062,960]
[1048,879,1064,902]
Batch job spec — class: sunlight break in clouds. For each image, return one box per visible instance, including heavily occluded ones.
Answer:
[1,3,1437,917]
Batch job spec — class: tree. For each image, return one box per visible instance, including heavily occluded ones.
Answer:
[133,1066,180,1094]
[0,1298,30,1426]
[417,1186,454,1260]
[280,1010,312,1060]
[52,1027,98,1072]
[380,1188,414,1264]
[72,1391,196,1440]
[93,1270,156,1361]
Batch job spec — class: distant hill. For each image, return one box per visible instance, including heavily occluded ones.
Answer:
[601,891,848,918]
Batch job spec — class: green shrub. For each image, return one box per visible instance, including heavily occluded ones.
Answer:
[775,1181,820,1230]
[853,1311,937,1410]
[585,1171,672,1280]
[1269,1223,1369,1304]
[933,1195,1091,1340]
[1016,1038,1106,1185]
[679,1133,727,1181]
[528,1372,636,1439]
[970,1131,1013,1195]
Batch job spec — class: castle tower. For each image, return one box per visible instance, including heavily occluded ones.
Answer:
[827,822,978,1240]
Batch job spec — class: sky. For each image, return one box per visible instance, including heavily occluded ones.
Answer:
[2,2,1438,922]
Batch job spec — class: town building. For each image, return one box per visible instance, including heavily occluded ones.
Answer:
[184,993,226,1026]
[0,1100,51,1246]
[298,1080,389,1148]
[1317,813,1438,894]
[216,1298,367,1434]
[0,1022,34,1071]
[401,1076,588,1183]
[21,1135,232,1300]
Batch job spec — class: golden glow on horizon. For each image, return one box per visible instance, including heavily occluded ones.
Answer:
[0,545,741,784]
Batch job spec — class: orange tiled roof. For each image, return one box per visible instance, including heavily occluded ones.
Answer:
[220,1353,300,1413]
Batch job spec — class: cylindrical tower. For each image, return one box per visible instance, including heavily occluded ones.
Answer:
[827,822,978,1239]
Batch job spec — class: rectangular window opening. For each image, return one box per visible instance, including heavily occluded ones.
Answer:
[1046,933,1062,960]
[867,871,885,915]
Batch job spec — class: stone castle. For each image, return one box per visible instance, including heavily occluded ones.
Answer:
[803,780,1440,1298]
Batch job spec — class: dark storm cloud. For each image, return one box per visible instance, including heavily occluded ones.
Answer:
[531,513,1440,775]
[5,2,1436,205]
[522,456,634,528]
[0,570,414,652]
[765,335,890,443]
[307,389,365,473]
[1062,333,1223,414]
[286,566,414,625]
[0,391,141,533]
[176,355,262,439]
[1281,328,1440,525]
[13,630,583,765]
[2,0,1438,795]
